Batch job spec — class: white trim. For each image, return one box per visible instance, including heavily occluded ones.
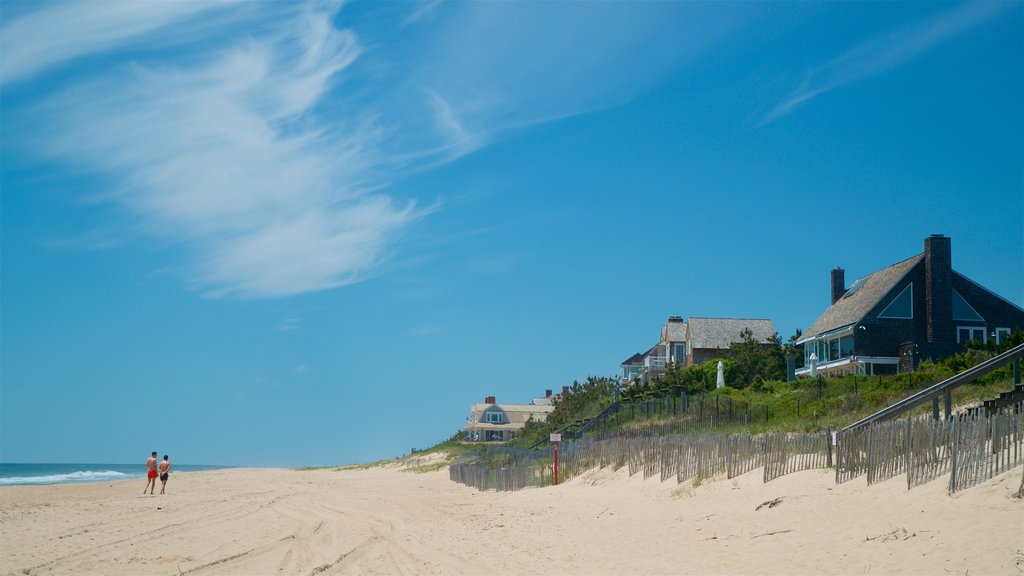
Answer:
[951,288,985,322]
[995,327,1011,344]
[878,283,913,319]
[795,324,854,345]
[795,355,899,376]
[956,326,986,344]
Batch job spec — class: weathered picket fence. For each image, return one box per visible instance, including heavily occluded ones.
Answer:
[449,428,832,492]
[835,410,1023,494]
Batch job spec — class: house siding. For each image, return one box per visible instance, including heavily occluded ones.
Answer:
[951,273,1024,344]
[855,262,930,359]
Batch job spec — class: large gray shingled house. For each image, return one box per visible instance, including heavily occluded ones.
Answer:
[795,235,1024,377]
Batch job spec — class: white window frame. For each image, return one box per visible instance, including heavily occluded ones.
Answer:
[484,411,503,423]
[673,343,686,362]
[995,327,1011,344]
[956,326,986,344]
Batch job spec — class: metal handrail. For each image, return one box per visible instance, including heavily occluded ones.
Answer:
[842,343,1024,433]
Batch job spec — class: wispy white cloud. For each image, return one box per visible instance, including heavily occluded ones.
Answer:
[410,2,745,162]
[0,1,234,84]
[14,2,747,298]
[34,5,428,298]
[762,2,1012,125]
[400,0,443,29]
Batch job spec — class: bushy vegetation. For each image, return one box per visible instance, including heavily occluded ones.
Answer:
[423,329,1023,455]
[524,328,1023,442]
[509,376,618,448]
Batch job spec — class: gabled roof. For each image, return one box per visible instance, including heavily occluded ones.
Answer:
[661,320,687,343]
[802,254,921,339]
[620,352,644,366]
[468,403,555,426]
[687,317,775,349]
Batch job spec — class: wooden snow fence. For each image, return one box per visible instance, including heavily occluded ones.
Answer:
[762,431,832,483]
[947,411,1024,494]
[834,410,1024,494]
[451,429,836,493]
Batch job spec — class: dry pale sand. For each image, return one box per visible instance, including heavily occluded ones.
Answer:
[1,459,1022,576]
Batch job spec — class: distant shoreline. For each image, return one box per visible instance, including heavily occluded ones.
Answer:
[0,463,238,487]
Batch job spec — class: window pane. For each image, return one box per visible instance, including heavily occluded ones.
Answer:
[829,339,840,361]
[952,289,984,321]
[840,336,853,358]
[879,284,913,319]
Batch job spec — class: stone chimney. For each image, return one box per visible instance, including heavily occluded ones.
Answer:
[831,267,846,304]
[924,235,952,344]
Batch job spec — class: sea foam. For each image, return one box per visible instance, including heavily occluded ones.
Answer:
[0,470,133,486]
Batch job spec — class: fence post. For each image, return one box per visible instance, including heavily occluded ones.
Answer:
[948,417,958,493]
[681,391,687,412]
[944,388,952,420]
[825,428,833,468]
[1014,358,1021,386]
[933,398,940,420]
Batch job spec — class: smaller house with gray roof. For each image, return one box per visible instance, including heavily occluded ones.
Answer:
[686,317,777,366]
[795,235,1024,378]
[464,395,555,442]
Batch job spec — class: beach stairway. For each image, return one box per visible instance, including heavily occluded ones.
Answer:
[980,382,1024,415]
[528,401,622,449]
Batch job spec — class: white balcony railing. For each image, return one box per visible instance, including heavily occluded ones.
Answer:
[643,356,667,370]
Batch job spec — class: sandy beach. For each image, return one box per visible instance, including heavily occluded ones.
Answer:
[1,460,1021,576]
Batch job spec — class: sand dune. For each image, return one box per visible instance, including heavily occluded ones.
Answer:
[1,462,1021,575]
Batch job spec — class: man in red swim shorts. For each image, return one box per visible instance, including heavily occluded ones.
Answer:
[145,451,158,495]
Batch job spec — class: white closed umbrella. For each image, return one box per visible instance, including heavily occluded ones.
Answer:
[716,360,725,389]
[809,352,818,378]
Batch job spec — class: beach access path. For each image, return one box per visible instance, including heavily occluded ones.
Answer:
[1,460,1021,575]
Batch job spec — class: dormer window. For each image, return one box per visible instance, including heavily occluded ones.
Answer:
[484,412,504,423]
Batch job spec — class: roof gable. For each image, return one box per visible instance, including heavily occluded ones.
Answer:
[661,321,687,343]
[620,352,643,366]
[803,254,922,338]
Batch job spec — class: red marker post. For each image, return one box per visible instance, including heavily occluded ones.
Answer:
[550,433,561,485]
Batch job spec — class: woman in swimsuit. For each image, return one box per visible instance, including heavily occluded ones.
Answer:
[158,455,171,494]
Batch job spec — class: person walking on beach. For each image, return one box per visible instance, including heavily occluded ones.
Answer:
[144,451,158,494]
[158,455,171,494]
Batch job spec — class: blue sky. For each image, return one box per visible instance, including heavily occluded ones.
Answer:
[2,1,1021,467]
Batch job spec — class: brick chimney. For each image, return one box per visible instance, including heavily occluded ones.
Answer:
[545,389,552,398]
[924,235,952,344]
[484,396,496,404]
[831,267,846,304]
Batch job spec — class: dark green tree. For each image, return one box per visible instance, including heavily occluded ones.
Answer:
[727,328,786,388]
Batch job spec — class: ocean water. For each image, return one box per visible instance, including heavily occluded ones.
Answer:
[0,463,232,486]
